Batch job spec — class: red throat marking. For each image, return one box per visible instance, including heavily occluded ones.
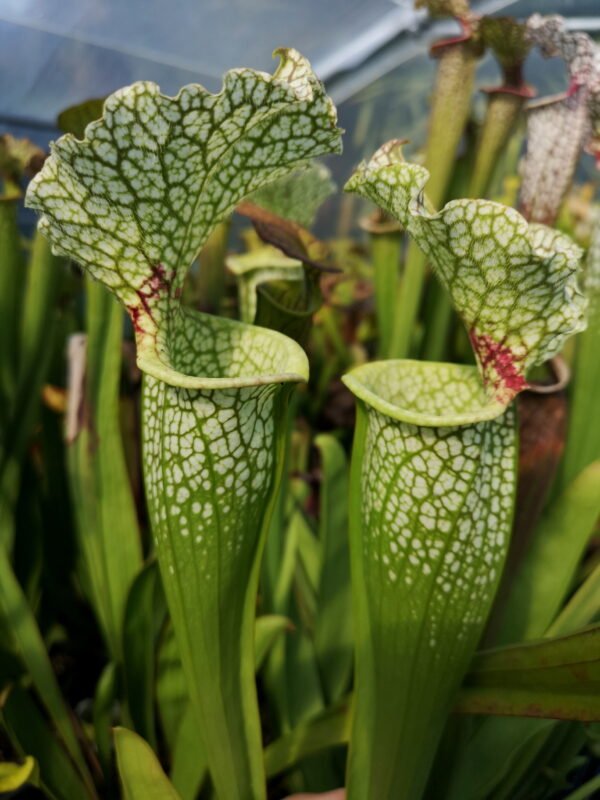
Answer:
[469,330,528,399]
[126,263,173,335]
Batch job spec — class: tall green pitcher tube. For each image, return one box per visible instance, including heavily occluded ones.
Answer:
[344,360,516,799]
[26,49,342,800]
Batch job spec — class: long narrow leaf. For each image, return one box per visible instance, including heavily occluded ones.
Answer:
[114,727,181,800]
[156,625,188,756]
[548,559,600,636]
[0,196,23,412]
[167,614,290,799]
[122,561,166,748]
[255,614,293,671]
[262,500,304,734]
[457,624,600,721]
[264,702,350,779]
[93,662,118,786]
[441,717,556,800]
[496,461,600,644]
[0,233,66,546]
[561,208,600,487]
[488,722,585,800]
[0,546,95,794]
[264,621,600,780]
[169,706,207,800]
[313,434,352,704]
[67,279,143,659]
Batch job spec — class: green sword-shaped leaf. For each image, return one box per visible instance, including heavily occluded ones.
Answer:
[343,142,586,799]
[26,50,342,800]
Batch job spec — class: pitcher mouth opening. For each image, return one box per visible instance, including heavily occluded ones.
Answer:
[342,360,507,427]
[138,306,309,390]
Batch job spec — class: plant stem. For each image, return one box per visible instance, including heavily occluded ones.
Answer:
[0,197,23,410]
[371,230,403,358]
[422,90,528,363]
[560,210,600,489]
[390,38,478,358]
[421,278,454,361]
[468,92,527,199]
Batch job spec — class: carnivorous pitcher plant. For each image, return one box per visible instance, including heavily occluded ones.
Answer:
[25,50,342,800]
[8,11,600,800]
[343,140,587,800]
